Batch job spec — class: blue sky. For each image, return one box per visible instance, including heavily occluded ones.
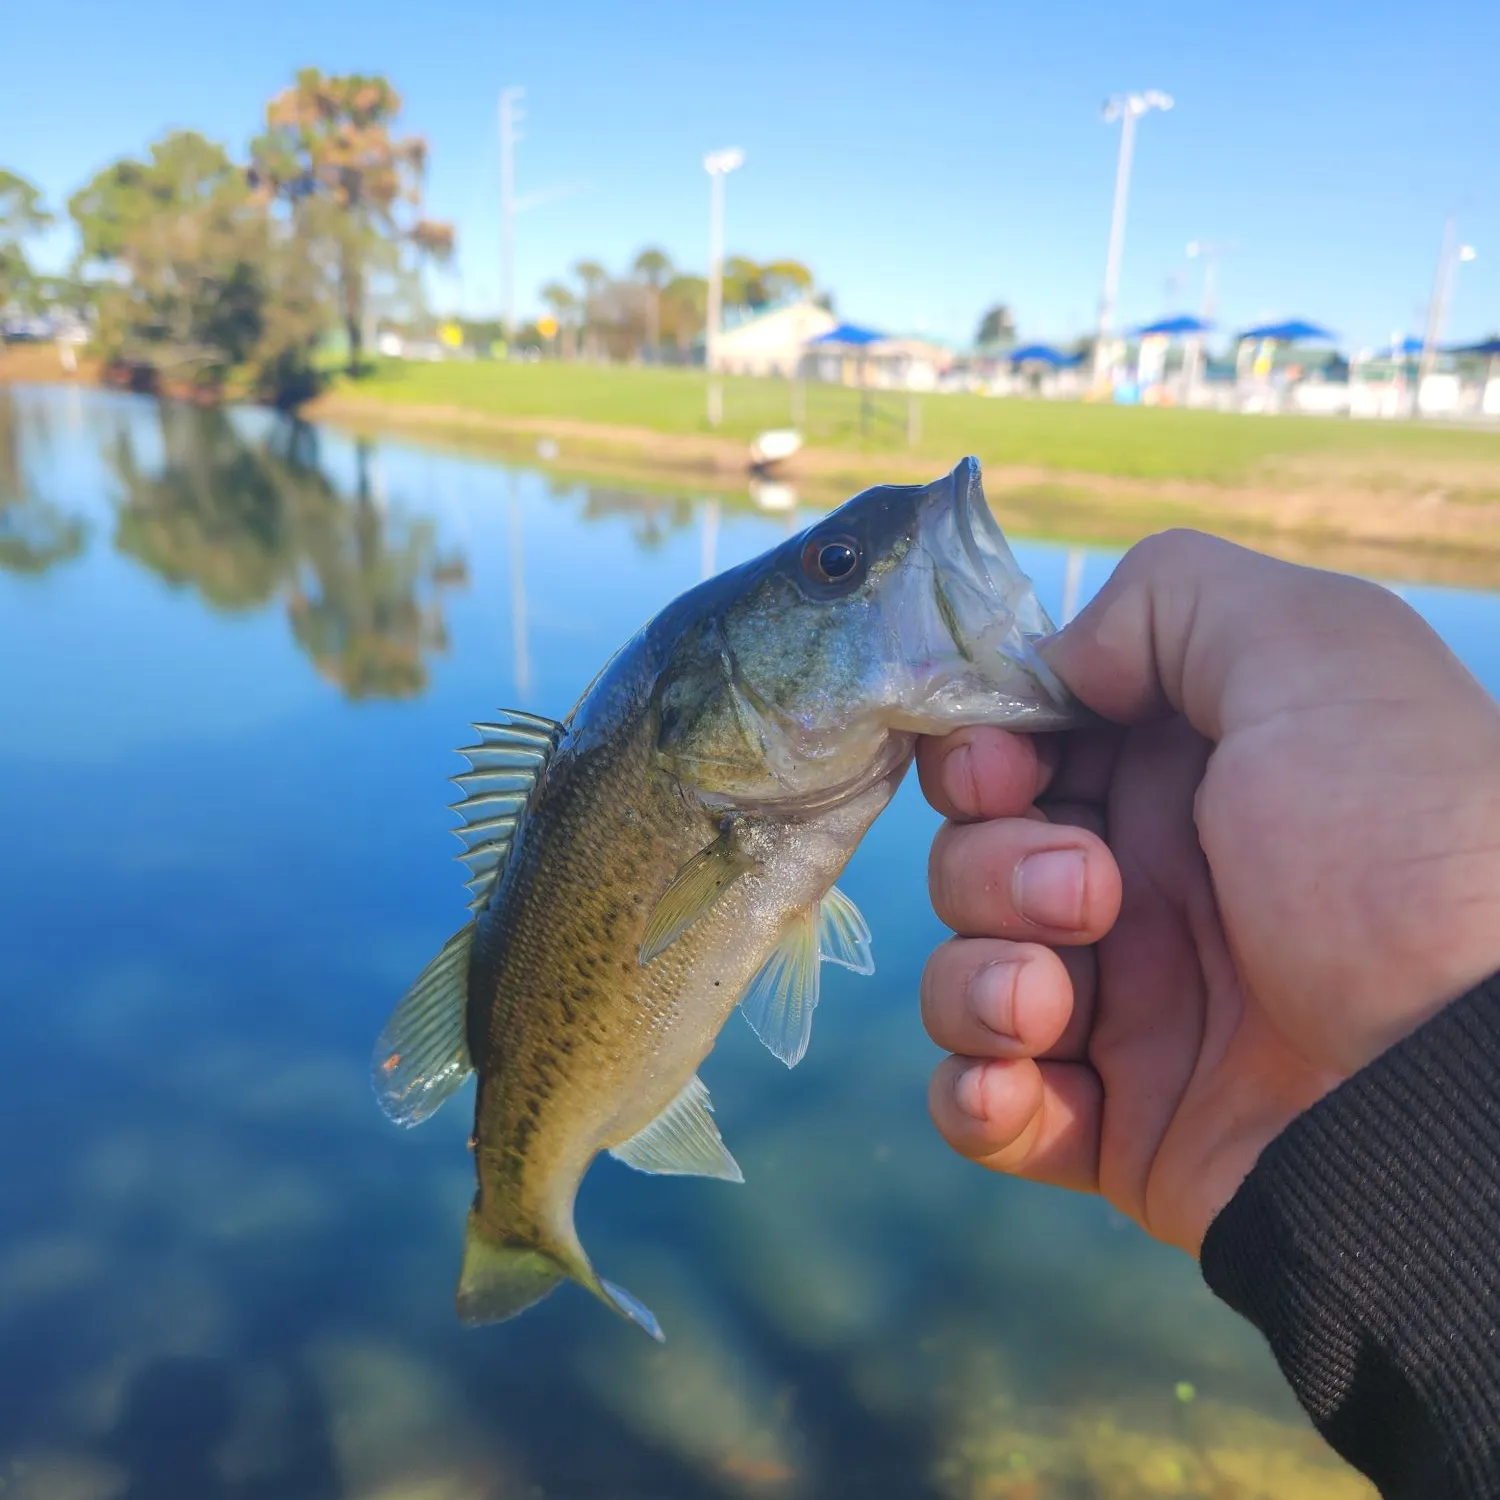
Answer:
[4,0,1497,351]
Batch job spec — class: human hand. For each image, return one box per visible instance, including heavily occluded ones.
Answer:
[918,530,1500,1255]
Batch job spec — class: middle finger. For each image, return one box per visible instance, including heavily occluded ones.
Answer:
[929,816,1122,943]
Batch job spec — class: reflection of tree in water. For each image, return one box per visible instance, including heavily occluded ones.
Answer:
[108,405,466,699]
[287,435,456,700]
[111,403,298,609]
[577,485,696,552]
[0,387,88,576]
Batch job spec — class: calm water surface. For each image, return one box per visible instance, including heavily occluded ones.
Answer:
[3,384,1497,1500]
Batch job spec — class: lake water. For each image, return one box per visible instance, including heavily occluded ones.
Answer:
[3,382,1498,1500]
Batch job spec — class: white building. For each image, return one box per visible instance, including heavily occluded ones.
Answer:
[713,300,837,378]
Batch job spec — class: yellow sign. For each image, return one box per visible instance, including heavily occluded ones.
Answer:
[536,315,559,339]
[438,321,463,349]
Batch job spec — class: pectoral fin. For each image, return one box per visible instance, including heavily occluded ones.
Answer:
[740,886,874,1069]
[609,1074,744,1182]
[817,885,875,974]
[639,824,759,965]
[740,908,820,1068]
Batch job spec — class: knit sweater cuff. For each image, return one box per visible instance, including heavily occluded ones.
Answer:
[1201,975,1500,1499]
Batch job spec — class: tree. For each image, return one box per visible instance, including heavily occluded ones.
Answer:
[540,281,578,358]
[572,259,607,358]
[760,258,813,303]
[0,168,54,311]
[69,131,328,402]
[719,256,818,316]
[975,304,1017,349]
[632,246,673,356]
[249,69,454,373]
[659,273,706,356]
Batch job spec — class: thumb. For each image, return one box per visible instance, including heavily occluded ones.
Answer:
[1038,529,1437,742]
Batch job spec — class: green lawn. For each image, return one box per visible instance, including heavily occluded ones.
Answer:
[336,358,1500,486]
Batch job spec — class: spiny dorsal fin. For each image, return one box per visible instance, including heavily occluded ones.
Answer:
[639,824,759,965]
[739,885,874,1068]
[373,924,475,1126]
[608,1074,744,1182]
[451,709,563,913]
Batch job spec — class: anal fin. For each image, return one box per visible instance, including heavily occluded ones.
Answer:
[609,1074,743,1183]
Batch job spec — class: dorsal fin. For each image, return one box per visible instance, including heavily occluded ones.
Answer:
[451,709,563,913]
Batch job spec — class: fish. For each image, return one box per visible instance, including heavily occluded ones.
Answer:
[371,456,1087,1341]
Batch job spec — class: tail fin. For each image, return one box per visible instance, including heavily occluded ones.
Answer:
[456,1212,664,1341]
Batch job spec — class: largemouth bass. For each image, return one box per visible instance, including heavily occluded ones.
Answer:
[373,457,1086,1340]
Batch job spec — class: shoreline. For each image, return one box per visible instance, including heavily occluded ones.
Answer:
[8,349,1500,590]
[304,390,1500,590]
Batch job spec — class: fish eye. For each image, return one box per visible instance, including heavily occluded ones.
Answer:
[801,535,863,590]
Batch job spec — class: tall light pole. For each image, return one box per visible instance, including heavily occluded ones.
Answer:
[703,147,744,426]
[499,87,525,340]
[1417,214,1477,401]
[1183,238,1235,397]
[1094,91,1173,389]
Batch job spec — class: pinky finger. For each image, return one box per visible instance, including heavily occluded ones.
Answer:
[928,1054,1103,1195]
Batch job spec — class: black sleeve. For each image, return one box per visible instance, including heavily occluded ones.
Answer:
[1201,974,1500,1499]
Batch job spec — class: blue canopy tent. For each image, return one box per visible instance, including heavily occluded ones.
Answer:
[1235,319,1336,343]
[1134,315,1214,338]
[1008,343,1081,367]
[804,323,896,435]
[1447,337,1500,358]
[807,322,888,348]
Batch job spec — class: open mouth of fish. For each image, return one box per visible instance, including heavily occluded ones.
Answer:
[887,456,1081,732]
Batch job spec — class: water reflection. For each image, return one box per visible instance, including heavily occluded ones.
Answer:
[0,387,89,575]
[12,385,1498,1498]
[107,406,466,699]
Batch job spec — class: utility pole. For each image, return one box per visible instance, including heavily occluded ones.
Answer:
[1183,239,1234,398]
[1417,214,1476,406]
[499,87,525,341]
[1094,91,1172,391]
[703,148,744,426]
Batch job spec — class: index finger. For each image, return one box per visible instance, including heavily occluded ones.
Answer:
[916,726,1057,823]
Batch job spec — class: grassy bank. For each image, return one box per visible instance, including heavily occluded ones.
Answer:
[318,357,1500,485]
[303,358,1500,587]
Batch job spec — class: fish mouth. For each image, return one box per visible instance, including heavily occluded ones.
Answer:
[892,457,1083,731]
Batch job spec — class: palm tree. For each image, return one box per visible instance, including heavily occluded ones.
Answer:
[760,259,814,305]
[540,281,578,359]
[632,247,673,358]
[572,259,608,359]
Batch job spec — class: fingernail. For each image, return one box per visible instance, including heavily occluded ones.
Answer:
[942,742,974,812]
[953,1062,989,1121]
[969,960,1020,1037]
[1014,849,1087,929]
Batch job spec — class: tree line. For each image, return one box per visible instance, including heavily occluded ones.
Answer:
[522,251,826,363]
[1,69,452,406]
[2,73,841,400]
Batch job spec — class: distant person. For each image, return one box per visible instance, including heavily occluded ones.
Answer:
[916,530,1500,1500]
